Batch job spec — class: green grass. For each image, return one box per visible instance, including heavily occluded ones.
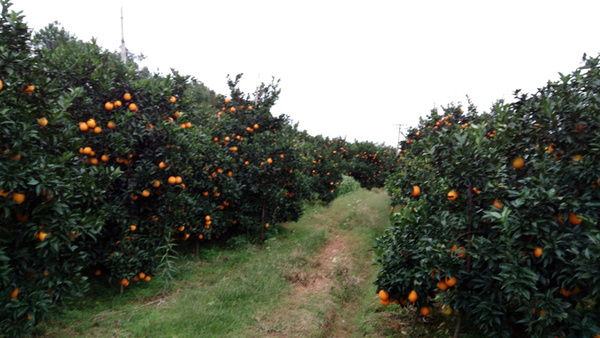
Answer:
[33,189,402,337]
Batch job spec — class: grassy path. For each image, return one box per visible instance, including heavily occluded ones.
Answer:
[34,189,393,337]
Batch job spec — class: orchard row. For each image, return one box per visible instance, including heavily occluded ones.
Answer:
[0,4,396,335]
[376,55,600,337]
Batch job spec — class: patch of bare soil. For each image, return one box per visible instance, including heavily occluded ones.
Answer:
[259,232,353,337]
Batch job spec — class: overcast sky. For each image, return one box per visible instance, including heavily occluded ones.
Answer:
[11,1,600,147]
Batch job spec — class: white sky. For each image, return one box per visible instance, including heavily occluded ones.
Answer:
[11,1,600,147]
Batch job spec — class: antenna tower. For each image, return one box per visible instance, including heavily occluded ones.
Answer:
[120,7,127,63]
[393,124,408,151]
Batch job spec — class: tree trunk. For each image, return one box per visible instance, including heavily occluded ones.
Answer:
[466,181,473,273]
[411,307,419,329]
[260,200,265,245]
[453,314,462,338]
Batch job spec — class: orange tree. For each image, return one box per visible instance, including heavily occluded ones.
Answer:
[344,140,397,190]
[301,135,346,203]
[376,56,600,337]
[209,75,311,243]
[30,18,187,287]
[0,3,119,333]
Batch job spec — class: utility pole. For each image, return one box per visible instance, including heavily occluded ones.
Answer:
[120,7,127,63]
[393,124,408,151]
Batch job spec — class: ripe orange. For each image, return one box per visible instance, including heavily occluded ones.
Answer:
[142,189,150,197]
[154,180,160,188]
[408,290,418,303]
[95,269,102,276]
[114,100,122,107]
[175,176,182,184]
[168,176,176,184]
[267,158,273,164]
[411,185,421,197]
[224,98,231,104]
[572,154,583,165]
[447,190,458,201]
[139,272,146,279]
[39,231,48,241]
[23,85,35,94]
[38,117,48,126]
[90,158,99,165]
[185,122,192,128]
[107,121,116,129]
[420,306,430,316]
[129,103,137,111]
[105,102,114,110]
[86,119,97,128]
[0,79,3,90]
[130,225,137,231]
[144,275,151,282]
[79,122,89,131]
[513,157,524,169]
[445,276,457,287]
[123,93,132,101]
[493,199,503,209]
[380,298,390,306]
[169,96,177,103]
[120,278,129,287]
[10,288,19,299]
[159,161,167,169]
[568,212,582,225]
[254,124,259,129]
[247,105,253,110]
[378,289,389,301]
[534,247,543,258]
[94,126,102,134]
[12,192,25,204]
[437,280,448,291]
[442,304,453,315]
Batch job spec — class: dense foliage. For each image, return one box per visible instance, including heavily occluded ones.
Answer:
[376,55,600,336]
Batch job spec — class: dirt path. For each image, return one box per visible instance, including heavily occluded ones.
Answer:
[254,230,353,338]
[250,190,392,337]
